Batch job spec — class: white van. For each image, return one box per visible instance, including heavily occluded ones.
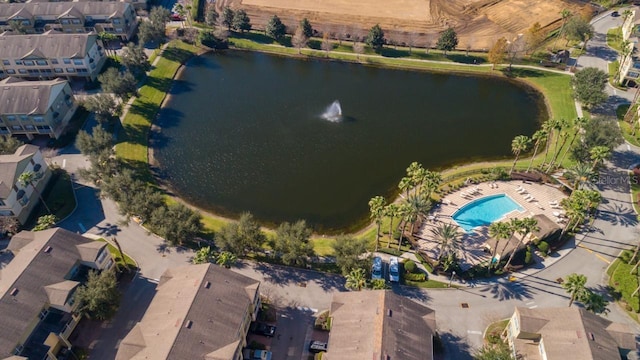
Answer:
[371,256,383,280]
[389,257,400,282]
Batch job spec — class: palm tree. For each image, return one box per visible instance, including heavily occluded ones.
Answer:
[561,197,586,236]
[18,171,51,214]
[369,196,387,251]
[345,268,367,291]
[421,170,442,199]
[582,290,609,314]
[384,203,400,248]
[565,162,595,190]
[498,218,522,267]
[510,135,531,174]
[540,119,557,168]
[216,251,237,268]
[431,223,460,262]
[562,273,588,307]
[526,129,547,172]
[405,194,431,235]
[589,146,611,172]
[398,177,413,199]
[397,202,412,251]
[545,118,568,172]
[557,117,588,167]
[503,217,539,272]
[488,221,512,274]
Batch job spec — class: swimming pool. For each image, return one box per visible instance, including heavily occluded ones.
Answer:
[452,194,524,232]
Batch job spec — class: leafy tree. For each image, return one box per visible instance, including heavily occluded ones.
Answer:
[564,16,593,44]
[291,26,308,54]
[199,30,228,49]
[0,135,23,155]
[9,20,27,34]
[205,5,219,27]
[368,196,386,251]
[488,37,507,70]
[353,42,365,60]
[0,216,19,236]
[431,223,460,261]
[572,67,608,109]
[300,18,313,38]
[436,28,458,55]
[149,203,202,245]
[562,273,588,307]
[98,68,137,100]
[345,268,367,291]
[98,32,118,56]
[216,251,238,268]
[74,269,120,320]
[33,214,57,231]
[173,3,188,27]
[82,94,121,125]
[215,212,265,256]
[192,246,215,264]
[509,135,531,174]
[525,22,545,54]
[488,221,511,274]
[571,116,622,163]
[332,235,369,275]
[370,278,389,290]
[232,10,251,32]
[76,125,113,156]
[273,220,314,266]
[473,342,513,360]
[139,7,170,47]
[120,43,151,76]
[19,171,51,214]
[222,7,234,30]
[265,15,286,41]
[366,24,385,52]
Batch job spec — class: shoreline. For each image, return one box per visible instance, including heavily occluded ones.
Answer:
[144,40,572,239]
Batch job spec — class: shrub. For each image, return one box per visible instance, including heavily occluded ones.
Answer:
[378,247,402,257]
[537,241,549,255]
[524,247,533,265]
[404,260,416,273]
[404,272,426,281]
[392,229,401,240]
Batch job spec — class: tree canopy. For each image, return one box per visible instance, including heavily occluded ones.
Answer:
[150,203,203,245]
[120,43,151,76]
[205,5,218,27]
[366,24,385,52]
[572,67,608,109]
[300,18,313,38]
[215,212,265,256]
[232,10,251,32]
[98,68,137,100]
[82,94,121,125]
[488,37,507,70]
[332,235,370,275]
[74,269,120,320]
[266,15,286,41]
[436,28,458,54]
[0,135,23,155]
[138,6,170,47]
[273,220,314,266]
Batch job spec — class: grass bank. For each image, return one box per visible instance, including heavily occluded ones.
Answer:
[607,27,624,52]
[607,257,640,319]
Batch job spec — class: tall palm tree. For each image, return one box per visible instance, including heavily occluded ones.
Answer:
[488,221,512,274]
[589,146,611,172]
[526,129,547,172]
[498,218,522,266]
[503,217,539,271]
[431,223,460,262]
[562,273,588,307]
[345,268,367,291]
[384,203,400,248]
[398,177,413,199]
[546,118,568,172]
[566,162,595,190]
[557,117,588,167]
[405,194,431,235]
[421,170,442,200]
[18,171,51,214]
[369,196,387,251]
[216,251,237,268]
[553,9,572,51]
[510,135,531,174]
[397,202,412,251]
[540,119,557,168]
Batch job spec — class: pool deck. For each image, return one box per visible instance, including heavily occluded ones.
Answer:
[415,180,568,270]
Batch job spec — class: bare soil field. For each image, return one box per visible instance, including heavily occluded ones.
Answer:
[217,0,592,50]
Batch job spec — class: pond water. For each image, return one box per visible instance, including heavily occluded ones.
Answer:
[154,51,546,233]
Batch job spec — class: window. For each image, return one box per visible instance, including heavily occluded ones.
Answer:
[0,126,7,134]
[37,125,51,133]
[96,247,108,263]
[39,309,49,320]
[33,163,41,172]
[14,60,22,65]
[36,60,47,66]
[66,68,75,73]
[63,58,71,64]
[65,28,72,33]
[21,20,30,26]
[17,191,28,206]
[27,69,38,74]
[2,60,9,65]
[115,28,123,33]
[73,59,83,65]
[51,59,58,64]
[23,60,34,66]
[76,28,83,33]
[54,68,63,73]
[77,68,88,73]
[12,125,22,131]
[112,19,121,24]
[41,69,52,74]
[71,19,81,25]
[60,19,70,25]
[6,115,16,121]
[18,69,27,74]
[6,69,15,74]
[19,115,28,122]
[24,125,34,130]
[33,116,44,122]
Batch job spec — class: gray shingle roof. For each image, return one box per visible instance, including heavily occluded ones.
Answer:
[0,228,103,357]
[0,144,38,199]
[0,77,68,117]
[0,32,97,59]
[0,2,130,19]
[116,264,260,360]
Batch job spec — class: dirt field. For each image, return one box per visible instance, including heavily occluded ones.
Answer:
[217,0,592,50]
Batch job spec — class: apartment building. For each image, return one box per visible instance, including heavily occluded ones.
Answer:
[27,0,148,12]
[0,2,138,40]
[0,31,106,81]
[0,77,77,139]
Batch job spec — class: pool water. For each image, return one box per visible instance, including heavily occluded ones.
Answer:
[452,194,524,232]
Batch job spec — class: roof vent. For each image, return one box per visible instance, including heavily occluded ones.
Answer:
[10,288,18,296]
[203,281,210,289]
[43,246,52,253]
[184,320,193,329]
[387,309,392,317]
[589,332,595,341]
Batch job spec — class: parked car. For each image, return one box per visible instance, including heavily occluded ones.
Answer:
[389,256,400,282]
[371,256,383,280]
[242,349,272,360]
[250,322,276,337]
[170,13,184,21]
[309,341,328,353]
[611,11,620,17]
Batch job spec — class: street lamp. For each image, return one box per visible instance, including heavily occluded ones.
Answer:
[449,270,456,287]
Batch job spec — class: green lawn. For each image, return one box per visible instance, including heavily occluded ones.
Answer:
[27,168,76,229]
[404,278,453,289]
[608,258,640,314]
[607,27,623,52]
[96,238,137,269]
[609,60,621,87]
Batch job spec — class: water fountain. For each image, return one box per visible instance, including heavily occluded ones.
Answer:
[322,100,342,122]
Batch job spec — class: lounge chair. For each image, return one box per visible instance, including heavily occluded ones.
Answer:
[551,204,562,209]
[527,197,537,202]
[523,194,532,200]
[549,200,558,206]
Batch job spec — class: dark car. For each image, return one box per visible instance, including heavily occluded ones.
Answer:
[170,13,184,21]
[611,11,620,17]
[250,322,276,337]
[309,341,328,353]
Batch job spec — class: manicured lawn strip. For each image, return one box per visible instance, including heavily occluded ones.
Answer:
[609,60,620,86]
[404,279,453,289]
[629,173,640,215]
[27,169,77,229]
[620,121,640,147]
[116,41,199,181]
[609,258,640,313]
[607,27,623,52]
[96,238,137,268]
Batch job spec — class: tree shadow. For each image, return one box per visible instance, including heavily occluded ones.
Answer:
[502,68,544,79]
[479,279,534,301]
[253,262,346,292]
[393,285,431,303]
[438,332,473,360]
[94,222,120,237]
[380,47,410,58]
[447,54,485,64]
[597,201,638,228]
[161,46,194,64]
